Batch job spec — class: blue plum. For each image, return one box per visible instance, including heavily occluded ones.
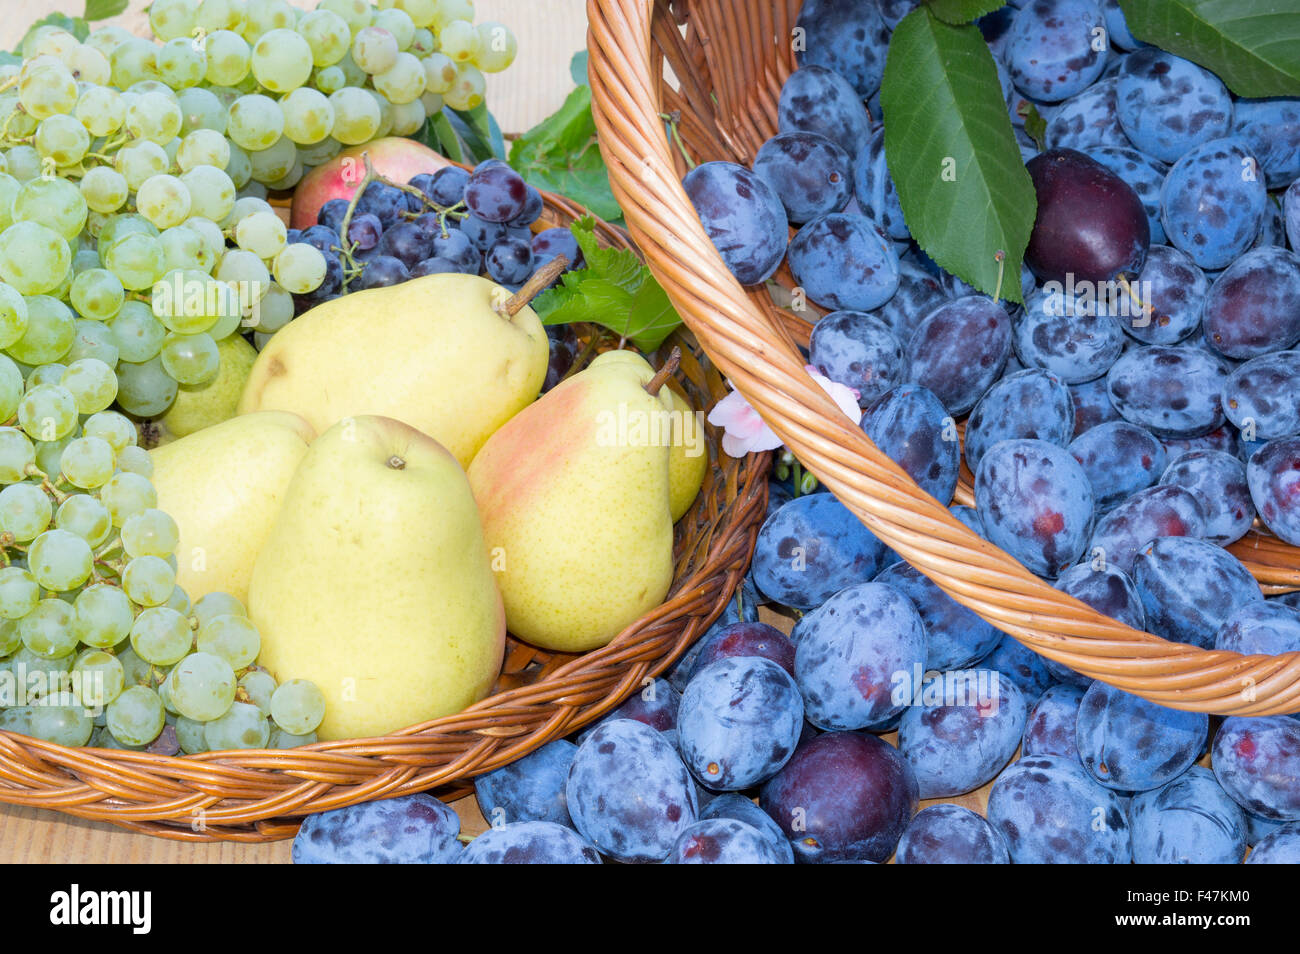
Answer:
[853,126,908,241]
[1070,375,1121,437]
[665,818,789,864]
[1128,766,1246,864]
[1160,137,1267,270]
[700,793,795,864]
[868,257,950,342]
[292,793,463,864]
[1107,345,1229,438]
[1212,717,1300,821]
[895,804,1009,864]
[1046,77,1130,152]
[1076,681,1207,791]
[576,678,681,749]
[1288,179,1300,251]
[753,131,853,225]
[788,213,900,312]
[793,0,891,99]
[808,310,908,407]
[978,635,1057,702]
[907,295,1013,415]
[1246,822,1300,863]
[1233,98,1300,189]
[861,384,959,505]
[777,65,872,158]
[975,439,1096,578]
[874,560,1001,671]
[1133,536,1262,647]
[566,719,698,863]
[1101,0,1142,50]
[474,739,577,829]
[1022,683,1087,759]
[1203,247,1300,359]
[1068,421,1166,511]
[1222,351,1300,442]
[1005,0,1109,103]
[966,369,1074,473]
[1215,600,1300,655]
[1048,563,1145,684]
[1115,49,1232,164]
[1086,145,1169,246]
[1248,436,1300,545]
[690,620,795,680]
[760,731,919,864]
[1111,244,1207,346]
[987,754,1132,863]
[1159,450,1254,545]
[1089,484,1208,575]
[458,821,602,864]
[1014,287,1125,384]
[682,161,789,286]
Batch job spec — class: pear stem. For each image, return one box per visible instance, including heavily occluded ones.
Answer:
[644,347,681,397]
[386,455,406,470]
[498,255,570,317]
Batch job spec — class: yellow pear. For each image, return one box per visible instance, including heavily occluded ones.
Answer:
[249,415,505,740]
[150,410,314,605]
[663,382,708,521]
[237,273,548,467]
[467,350,675,653]
[155,333,258,442]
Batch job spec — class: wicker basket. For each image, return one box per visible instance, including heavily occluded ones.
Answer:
[0,187,769,842]
[586,0,1300,715]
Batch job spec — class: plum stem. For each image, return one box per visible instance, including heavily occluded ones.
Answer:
[992,250,1006,305]
[1116,273,1151,318]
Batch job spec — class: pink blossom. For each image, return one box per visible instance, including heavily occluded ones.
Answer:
[707,365,862,458]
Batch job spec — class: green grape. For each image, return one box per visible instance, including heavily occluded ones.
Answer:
[61,359,118,416]
[72,584,134,649]
[0,427,34,482]
[34,114,90,167]
[0,567,39,620]
[193,593,245,629]
[196,613,259,670]
[216,248,270,297]
[79,167,128,216]
[299,9,351,66]
[329,87,381,145]
[398,0,438,28]
[206,300,243,342]
[439,19,479,64]
[0,91,38,141]
[246,136,297,184]
[237,667,276,715]
[106,685,165,746]
[368,89,395,139]
[254,282,293,333]
[352,26,399,74]
[0,617,20,656]
[374,52,426,104]
[156,38,206,90]
[23,27,77,61]
[236,181,269,200]
[431,0,475,30]
[11,645,74,681]
[389,97,426,136]
[223,139,252,189]
[204,700,268,750]
[375,8,417,49]
[178,165,237,225]
[121,508,178,560]
[158,224,206,274]
[269,727,318,748]
[272,243,327,295]
[125,79,179,99]
[475,21,516,73]
[420,53,455,94]
[19,63,78,120]
[170,651,236,721]
[46,265,74,306]
[28,528,94,591]
[113,140,169,192]
[241,0,296,40]
[104,233,166,292]
[25,363,67,390]
[408,27,436,57]
[71,269,125,322]
[0,481,52,541]
[443,63,484,111]
[269,679,326,735]
[58,435,116,489]
[19,598,76,658]
[74,649,125,710]
[65,43,112,84]
[99,471,157,528]
[175,715,208,753]
[0,223,70,296]
[164,587,191,618]
[197,0,245,31]
[312,64,347,95]
[136,175,192,230]
[321,0,375,34]
[227,93,284,152]
[55,493,112,547]
[149,0,200,41]
[109,37,160,88]
[108,300,167,363]
[280,87,334,145]
[73,247,103,273]
[97,214,159,261]
[125,90,184,145]
[250,28,313,93]
[12,177,87,243]
[85,26,134,60]
[153,268,222,334]
[159,331,218,386]
[0,285,28,350]
[17,383,77,442]
[113,357,177,419]
[176,128,229,172]
[82,411,135,453]
[129,606,188,664]
[177,87,227,135]
[227,195,272,225]
[67,320,120,369]
[203,29,251,86]
[72,85,125,138]
[27,704,94,746]
[4,146,41,185]
[233,210,286,259]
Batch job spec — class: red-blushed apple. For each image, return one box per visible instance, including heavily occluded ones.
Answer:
[290,137,455,229]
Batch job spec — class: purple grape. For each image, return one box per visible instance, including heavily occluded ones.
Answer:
[1107,345,1229,438]
[423,166,471,208]
[1022,683,1087,759]
[376,220,435,268]
[787,212,900,311]
[461,214,507,252]
[484,237,533,286]
[543,324,579,393]
[874,560,1001,671]
[1068,421,1166,511]
[507,185,543,228]
[292,793,462,863]
[1213,716,1300,821]
[464,160,529,223]
[760,731,919,864]
[682,160,789,286]
[966,369,1075,473]
[895,805,1010,864]
[1159,450,1254,545]
[458,821,601,864]
[1203,247,1300,359]
[298,224,340,254]
[1133,536,1263,648]
[1129,766,1247,864]
[1247,436,1300,545]
[474,739,577,828]
[753,131,853,226]
[356,181,406,228]
[907,295,1013,415]
[354,254,410,290]
[316,197,349,231]
[346,212,383,251]
[666,818,788,864]
[410,257,460,277]
[531,227,582,273]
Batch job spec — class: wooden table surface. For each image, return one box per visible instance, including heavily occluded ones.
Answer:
[0,0,587,865]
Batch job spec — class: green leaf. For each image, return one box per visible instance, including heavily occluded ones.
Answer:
[533,218,682,352]
[881,7,1036,304]
[923,0,1009,25]
[84,0,128,21]
[449,103,506,162]
[508,85,623,223]
[570,50,589,87]
[427,111,464,164]
[1023,102,1047,151]
[1119,0,1300,98]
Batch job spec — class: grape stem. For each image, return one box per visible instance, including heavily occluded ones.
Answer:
[0,74,18,95]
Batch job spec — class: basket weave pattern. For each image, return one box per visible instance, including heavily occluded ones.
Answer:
[0,191,770,841]
[586,0,1300,715]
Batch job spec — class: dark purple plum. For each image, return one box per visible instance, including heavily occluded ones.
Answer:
[665,818,789,864]
[1215,600,1300,656]
[1014,287,1126,384]
[1024,148,1150,284]
[1115,49,1232,164]
[700,793,795,864]
[907,295,1013,415]
[1070,375,1121,437]
[1213,717,1300,821]
[853,126,908,240]
[753,131,853,225]
[1086,145,1169,245]
[1202,247,1300,359]
[1128,766,1247,864]
[292,793,462,863]
[793,0,890,98]
[895,804,1009,864]
[808,310,907,407]
[474,739,577,828]
[760,731,919,864]
[1160,137,1267,270]
[458,821,601,864]
[1076,681,1207,791]
[1248,436,1300,545]
[565,719,698,863]
[987,754,1132,863]
[1022,683,1087,759]
[787,213,900,312]
[1086,484,1206,573]
[1159,450,1254,545]
[874,560,1001,671]
[464,160,528,223]
[966,369,1075,472]
[861,384,959,505]
[870,258,950,342]
[683,160,789,286]
[982,634,1057,702]
[690,621,795,680]
[1068,421,1166,511]
[792,581,927,730]
[1133,536,1263,648]
[1005,0,1108,103]
[777,64,872,156]
[974,439,1096,578]
[1222,351,1300,441]
[1107,345,1229,438]
[1246,821,1300,863]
